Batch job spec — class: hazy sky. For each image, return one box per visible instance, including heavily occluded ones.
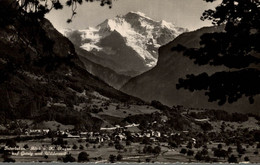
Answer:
[46,0,221,31]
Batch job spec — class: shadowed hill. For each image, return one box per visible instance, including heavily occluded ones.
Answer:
[76,47,132,89]
[121,26,260,115]
[0,2,144,130]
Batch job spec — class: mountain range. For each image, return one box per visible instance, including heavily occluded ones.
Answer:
[62,11,259,114]
[62,11,188,77]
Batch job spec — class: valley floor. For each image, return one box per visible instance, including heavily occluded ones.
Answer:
[1,136,260,163]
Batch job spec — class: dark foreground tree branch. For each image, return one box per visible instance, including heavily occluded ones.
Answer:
[174,0,260,105]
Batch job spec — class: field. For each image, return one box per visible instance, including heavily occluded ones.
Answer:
[1,138,260,163]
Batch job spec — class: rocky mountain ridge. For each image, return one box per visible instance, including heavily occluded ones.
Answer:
[62,11,188,76]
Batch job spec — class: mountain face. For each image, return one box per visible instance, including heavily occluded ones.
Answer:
[76,47,131,89]
[62,11,188,76]
[121,26,260,115]
[0,2,149,130]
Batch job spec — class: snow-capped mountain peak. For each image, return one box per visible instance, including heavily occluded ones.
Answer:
[63,12,188,76]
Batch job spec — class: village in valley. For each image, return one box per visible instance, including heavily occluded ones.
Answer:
[0,68,259,163]
[1,106,260,163]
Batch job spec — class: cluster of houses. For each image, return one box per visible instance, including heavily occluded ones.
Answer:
[22,119,197,148]
[25,129,50,135]
[23,122,166,144]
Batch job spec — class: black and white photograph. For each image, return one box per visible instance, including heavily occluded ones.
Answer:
[0,0,259,163]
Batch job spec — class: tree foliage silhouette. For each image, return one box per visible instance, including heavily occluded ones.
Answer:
[174,0,260,105]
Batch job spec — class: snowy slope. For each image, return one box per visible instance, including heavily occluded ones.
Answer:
[62,11,188,76]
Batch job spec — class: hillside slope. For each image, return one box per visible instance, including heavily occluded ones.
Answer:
[121,26,260,114]
[0,2,146,130]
